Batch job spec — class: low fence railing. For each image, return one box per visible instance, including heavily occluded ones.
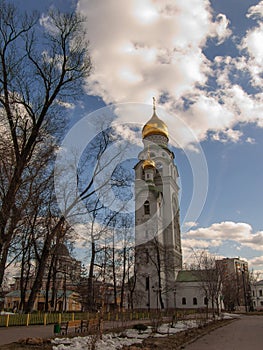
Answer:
[0,309,195,327]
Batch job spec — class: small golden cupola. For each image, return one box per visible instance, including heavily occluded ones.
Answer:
[142,146,156,182]
[142,158,155,171]
[142,97,169,139]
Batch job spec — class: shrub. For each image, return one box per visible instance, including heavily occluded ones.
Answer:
[133,323,148,331]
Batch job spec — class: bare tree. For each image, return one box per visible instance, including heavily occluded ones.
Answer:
[192,251,223,317]
[117,216,134,309]
[0,1,92,287]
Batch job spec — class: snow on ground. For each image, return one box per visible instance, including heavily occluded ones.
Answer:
[52,333,144,350]
[52,314,238,350]
[220,312,241,319]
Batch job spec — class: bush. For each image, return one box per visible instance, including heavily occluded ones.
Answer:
[133,323,148,331]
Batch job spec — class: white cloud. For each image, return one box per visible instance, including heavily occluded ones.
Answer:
[183,221,199,229]
[182,238,221,249]
[249,256,263,266]
[212,14,232,45]
[182,221,263,273]
[72,222,113,249]
[247,1,263,20]
[239,4,263,92]
[56,100,75,109]
[185,221,263,254]
[76,0,263,146]
[212,129,243,143]
[246,137,256,144]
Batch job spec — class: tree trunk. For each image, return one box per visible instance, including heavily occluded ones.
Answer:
[156,243,164,309]
[45,255,55,312]
[0,241,10,287]
[120,247,126,309]
[86,240,96,311]
[25,218,64,313]
[112,245,118,310]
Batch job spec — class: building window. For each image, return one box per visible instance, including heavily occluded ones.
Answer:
[193,297,197,305]
[204,297,208,305]
[145,276,149,291]
[252,290,255,297]
[144,201,150,215]
[260,290,262,297]
[182,297,186,305]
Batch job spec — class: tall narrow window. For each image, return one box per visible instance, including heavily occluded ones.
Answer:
[146,276,149,291]
[204,297,208,305]
[193,297,197,305]
[182,297,186,305]
[144,200,150,215]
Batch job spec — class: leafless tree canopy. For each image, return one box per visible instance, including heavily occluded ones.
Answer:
[0,0,92,295]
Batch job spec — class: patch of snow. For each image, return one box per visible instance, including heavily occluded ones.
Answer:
[52,314,238,350]
[221,312,241,319]
[52,333,143,350]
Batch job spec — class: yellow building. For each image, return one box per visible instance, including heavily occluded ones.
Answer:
[4,290,81,312]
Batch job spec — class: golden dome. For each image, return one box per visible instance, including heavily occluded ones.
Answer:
[142,158,156,170]
[142,111,169,139]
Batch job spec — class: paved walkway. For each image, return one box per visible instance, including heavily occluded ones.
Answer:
[0,324,54,345]
[184,315,263,350]
[0,318,152,346]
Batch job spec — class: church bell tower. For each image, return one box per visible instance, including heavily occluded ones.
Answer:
[134,99,182,309]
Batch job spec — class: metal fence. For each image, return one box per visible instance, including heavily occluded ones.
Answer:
[0,309,185,327]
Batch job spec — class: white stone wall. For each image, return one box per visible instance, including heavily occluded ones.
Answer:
[175,282,212,309]
[251,281,263,310]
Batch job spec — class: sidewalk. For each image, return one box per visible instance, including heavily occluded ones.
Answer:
[0,324,54,345]
[0,318,155,346]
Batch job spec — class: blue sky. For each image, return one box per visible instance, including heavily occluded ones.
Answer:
[16,0,263,275]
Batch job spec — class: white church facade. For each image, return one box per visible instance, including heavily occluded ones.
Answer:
[134,100,182,309]
[132,101,225,312]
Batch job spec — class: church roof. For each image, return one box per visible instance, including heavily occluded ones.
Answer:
[142,158,156,170]
[176,269,216,282]
[52,243,70,257]
[142,111,168,139]
[176,270,203,282]
[142,98,168,139]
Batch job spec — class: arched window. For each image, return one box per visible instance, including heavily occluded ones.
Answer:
[193,297,197,305]
[204,297,208,305]
[182,297,186,305]
[144,200,150,215]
